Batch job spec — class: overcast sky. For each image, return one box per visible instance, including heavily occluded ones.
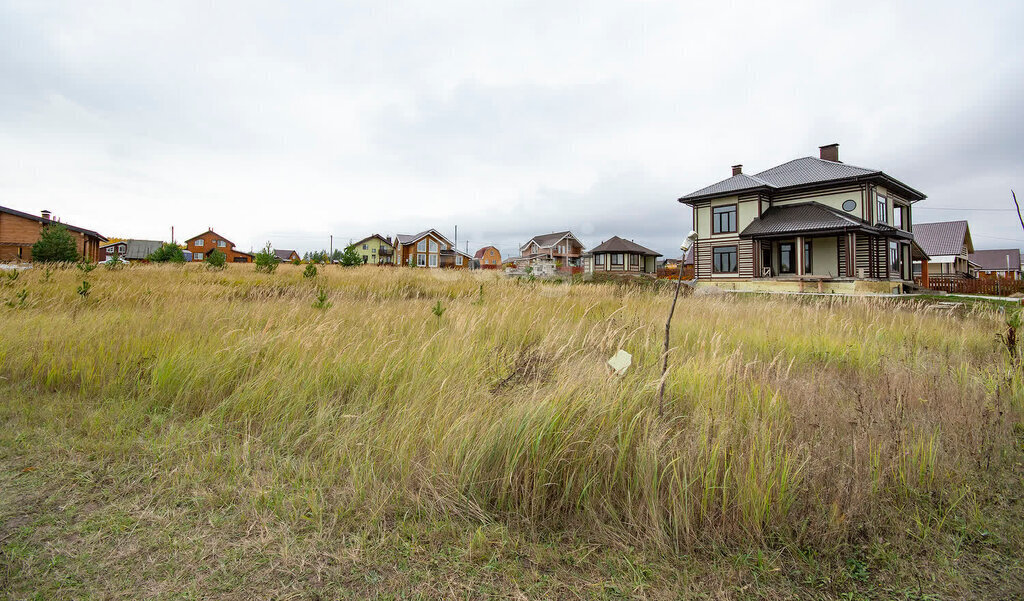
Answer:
[2,1,1022,259]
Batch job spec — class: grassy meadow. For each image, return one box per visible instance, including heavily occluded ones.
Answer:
[1,263,1022,599]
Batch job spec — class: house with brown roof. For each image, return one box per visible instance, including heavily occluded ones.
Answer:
[273,249,300,263]
[474,246,502,269]
[184,230,253,263]
[583,236,661,276]
[970,249,1022,280]
[911,221,976,279]
[393,229,467,268]
[519,231,585,271]
[678,143,929,293]
[0,206,105,262]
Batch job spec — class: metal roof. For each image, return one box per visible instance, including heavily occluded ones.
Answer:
[394,229,453,246]
[589,235,662,256]
[912,221,971,257]
[520,231,582,251]
[969,249,1022,271]
[100,239,163,260]
[679,156,925,203]
[273,249,297,261]
[739,201,905,239]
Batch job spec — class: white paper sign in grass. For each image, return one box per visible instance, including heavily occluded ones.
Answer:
[607,349,632,376]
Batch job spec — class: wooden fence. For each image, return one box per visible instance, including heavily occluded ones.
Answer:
[916,275,1024,296]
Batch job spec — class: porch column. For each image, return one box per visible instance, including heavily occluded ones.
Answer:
[921,258,929,289]
[848,233,856,277]
[795,235,804,275]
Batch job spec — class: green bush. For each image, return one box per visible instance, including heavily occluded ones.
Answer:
[205,249,227,269]
[303,263,318,278]
[147,243,185,263]
[254,242,278,273]
[31,224,79,263]
[339,245,362,267]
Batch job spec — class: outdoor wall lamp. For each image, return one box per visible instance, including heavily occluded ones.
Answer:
[659,230,698,415]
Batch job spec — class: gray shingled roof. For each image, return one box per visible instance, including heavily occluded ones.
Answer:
[522,230,577,249]
[679,156,924,202]
[912,221,970,257]
[0,205,105,240]
[273,249,297,261]
[110,239,164,260]
[740,202,873,237]
[970,249,1022,271]
[590,235,662,256]
[395,229,451,246]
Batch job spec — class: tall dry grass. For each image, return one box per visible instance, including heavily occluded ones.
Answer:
[0,263,1019,551]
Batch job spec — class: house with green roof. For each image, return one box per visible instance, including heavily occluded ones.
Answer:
[677,144,930,293]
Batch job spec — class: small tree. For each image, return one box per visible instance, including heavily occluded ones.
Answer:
[303,263,318,278]
[31,223,79,263]
[205,249,227,269]
[147,243,185,263]
[254,242,278,273]
[339,245,362,267]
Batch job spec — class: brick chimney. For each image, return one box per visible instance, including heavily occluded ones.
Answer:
[819,143,839,162]
[41,210,51,221]
[732,164,743,176]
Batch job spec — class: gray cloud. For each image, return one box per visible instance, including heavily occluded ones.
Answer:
[0,1,1021,257]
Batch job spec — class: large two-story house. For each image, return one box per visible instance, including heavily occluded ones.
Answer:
[393,229,469,269]
[518,231,585,271]
[184,229,253,263]
[678,144,928,293]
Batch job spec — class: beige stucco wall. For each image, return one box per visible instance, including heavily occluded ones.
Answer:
[808,237,839,277]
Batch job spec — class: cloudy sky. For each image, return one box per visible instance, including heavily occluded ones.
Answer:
[2,1,1022,258]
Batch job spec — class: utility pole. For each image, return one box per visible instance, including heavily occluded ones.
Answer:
[330,235,333,256]
[171,226,175,244]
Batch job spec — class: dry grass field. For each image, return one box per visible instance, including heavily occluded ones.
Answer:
[1,263,1022,599]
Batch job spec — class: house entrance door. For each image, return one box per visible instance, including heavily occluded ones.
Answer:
[761,245,772,277]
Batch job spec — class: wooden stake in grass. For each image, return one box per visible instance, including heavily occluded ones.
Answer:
[659,231,697,417]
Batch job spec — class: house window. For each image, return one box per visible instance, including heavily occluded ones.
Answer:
[893,205,904,229]
[429,254,438,267]
[218,240,226,248]
[363,244,368,250]
[630,254,639,267]
[779,243,795,274]
[804,240,812,273]
[712,205,737,234]
[713,246,738,273]
[417,254,426,267]
[194,239,204,247]
[596,254,605,266]
[611,253,624,266]
[362,255,368,263]
[889,241,901,275]
[119,245,126,253]
[417,240,426,252]
[429,240,439,253]
[876,194,888,224]
[194,252,204,261]
[456,255,463,266]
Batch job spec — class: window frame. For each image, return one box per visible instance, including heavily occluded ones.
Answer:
[429,240,439,253]
[804,239,813,273]
[417,253,426,267]
[611,253,624,266]
[889,241,901,275]
[595,254,605,266]
[194,239,204,247]
[712,204,738,235]
[779,242,795,274]
[194,252,204,261]
[630,253,639,267]
[428,254,438,267]
[893,203,904,230]
[218,240,226,248]
[712,245,738,274]
[417,240,426,252]
[456,255,463,266]
[876,193,888,224]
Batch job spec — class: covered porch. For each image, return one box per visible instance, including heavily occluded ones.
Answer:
[740,202,919,287]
